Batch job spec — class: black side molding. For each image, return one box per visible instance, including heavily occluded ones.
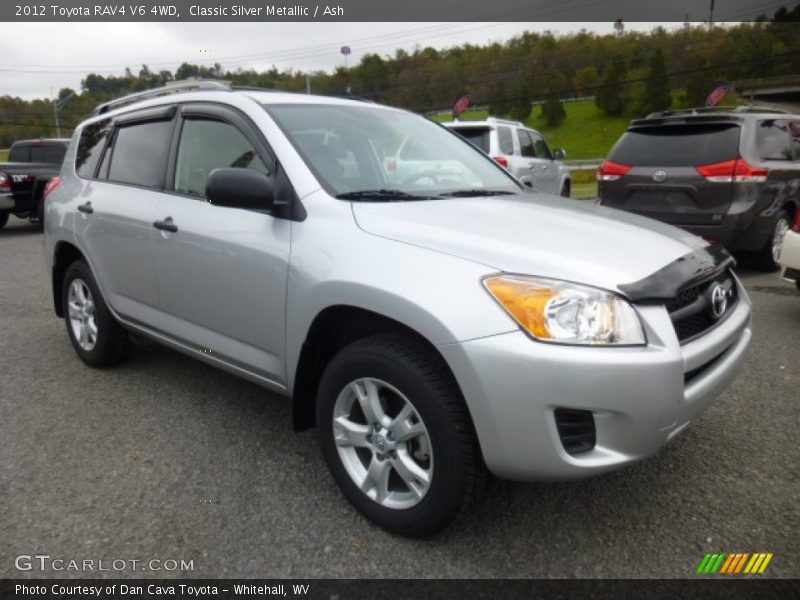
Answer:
[619,243,735,302]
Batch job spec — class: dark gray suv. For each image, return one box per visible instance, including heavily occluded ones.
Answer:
[598,107,800,270]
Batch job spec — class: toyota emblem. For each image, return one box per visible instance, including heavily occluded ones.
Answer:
[710,284,728,319]
[652,170,667,182]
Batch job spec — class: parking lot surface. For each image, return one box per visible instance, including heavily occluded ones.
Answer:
[1,216,798,579]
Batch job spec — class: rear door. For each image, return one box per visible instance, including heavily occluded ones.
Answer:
[74,107,175,324]
[599,123,741,226]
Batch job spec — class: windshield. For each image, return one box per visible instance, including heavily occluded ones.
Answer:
[265,104,521,199]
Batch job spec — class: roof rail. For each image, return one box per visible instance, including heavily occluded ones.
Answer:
[486,116,524,127]
[92,79,231,115]
[646,105,793,118]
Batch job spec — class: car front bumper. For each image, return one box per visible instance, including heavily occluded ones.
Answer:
[439,281,752,481]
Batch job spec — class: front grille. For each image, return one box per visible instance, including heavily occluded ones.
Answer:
[554,409,596,455]
[667,270,738,343]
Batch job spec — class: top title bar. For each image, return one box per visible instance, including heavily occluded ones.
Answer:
[2,0,780,22]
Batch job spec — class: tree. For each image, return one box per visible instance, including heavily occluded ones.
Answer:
[680,56,710,108]
[595,54,628,115]
[637,48,672,115]
[573,66,599,95]
[541,97,566,126]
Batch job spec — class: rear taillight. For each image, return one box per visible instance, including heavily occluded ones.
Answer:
[597,160,631,181]
[792,211,800,233]
[43,176,61,198]
[0,173,10,193]
[492,156,509,169]
[696,159,768,183]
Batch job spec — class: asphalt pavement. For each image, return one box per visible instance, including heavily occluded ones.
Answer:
[1,216,798,579]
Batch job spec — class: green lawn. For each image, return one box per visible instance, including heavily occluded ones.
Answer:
[0,149,8,162]
[527,101,631,160]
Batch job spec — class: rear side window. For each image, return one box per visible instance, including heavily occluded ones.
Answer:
[497,126,514,155]
[756,120,796,161]
[107,120,173,188]
[609,125,740,166]
[9,144,30,162]
[450,127,490,153]
[76,119,112,178]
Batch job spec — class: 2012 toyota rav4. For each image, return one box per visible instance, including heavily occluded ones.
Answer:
[44,81,752,537]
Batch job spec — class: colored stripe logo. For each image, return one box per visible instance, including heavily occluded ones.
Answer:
[696,552,773,574]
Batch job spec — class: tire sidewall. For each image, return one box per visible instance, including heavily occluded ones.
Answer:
[317,341,471,536]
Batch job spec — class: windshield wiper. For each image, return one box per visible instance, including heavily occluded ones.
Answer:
[438,189,516,197]
[336,189,441,201]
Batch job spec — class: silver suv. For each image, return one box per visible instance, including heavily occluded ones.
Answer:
[44,81,751,536]
[443,117,571,196]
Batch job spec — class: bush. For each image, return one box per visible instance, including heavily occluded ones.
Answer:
[541,97,566,126]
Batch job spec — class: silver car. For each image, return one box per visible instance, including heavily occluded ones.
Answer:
[44,81,751,536]
[443,117,571,196]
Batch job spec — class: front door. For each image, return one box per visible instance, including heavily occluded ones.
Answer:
[152,105,291,385]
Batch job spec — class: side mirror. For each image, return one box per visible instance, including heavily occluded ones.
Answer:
[206,168,274,211]
[553,148,566,161]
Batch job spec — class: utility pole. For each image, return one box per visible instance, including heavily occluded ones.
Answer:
[709,0,715,27]
[52,88,76,137]
[305,73,311,94]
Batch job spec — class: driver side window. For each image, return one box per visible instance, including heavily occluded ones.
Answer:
[174,118,270,198]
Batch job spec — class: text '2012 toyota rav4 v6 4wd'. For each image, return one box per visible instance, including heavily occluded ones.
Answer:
[44,81,752,536]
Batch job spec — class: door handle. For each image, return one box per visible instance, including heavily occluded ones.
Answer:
[153,217,178,233]
[77,202,93,214]
[541,165,550,171]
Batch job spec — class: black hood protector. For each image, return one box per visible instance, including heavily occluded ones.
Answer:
[619,243,735,302]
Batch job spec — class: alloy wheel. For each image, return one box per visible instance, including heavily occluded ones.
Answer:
[772,217,790,264]
[68,278,98,351]
[332,377,433,510]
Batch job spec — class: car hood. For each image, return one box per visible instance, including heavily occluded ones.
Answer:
[351,193,709,295]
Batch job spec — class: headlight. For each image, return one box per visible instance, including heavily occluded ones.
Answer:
[483,275,646,346]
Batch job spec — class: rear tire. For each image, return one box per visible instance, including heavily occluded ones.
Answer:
[754,210,789,272]
[560,181,571,198]
[316,334,485,537]
[62,260,130,367]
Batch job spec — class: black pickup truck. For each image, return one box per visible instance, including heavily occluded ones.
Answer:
[0,138,69,230]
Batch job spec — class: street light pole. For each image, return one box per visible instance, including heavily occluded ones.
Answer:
[52,89,76,137]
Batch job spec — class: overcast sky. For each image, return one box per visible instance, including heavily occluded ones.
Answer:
[0,22,689,100]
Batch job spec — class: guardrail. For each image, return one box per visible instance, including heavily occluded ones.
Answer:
[566,160,601,171]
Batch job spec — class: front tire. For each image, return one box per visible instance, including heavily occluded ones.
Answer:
[62,260,130,367]
[754,210,789,272]
[0,213,8,229]
[560,181,571,197]
[317,334,484,537]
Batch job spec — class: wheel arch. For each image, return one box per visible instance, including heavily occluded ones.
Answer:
[291,305,464,433]
[52,241,86,317]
